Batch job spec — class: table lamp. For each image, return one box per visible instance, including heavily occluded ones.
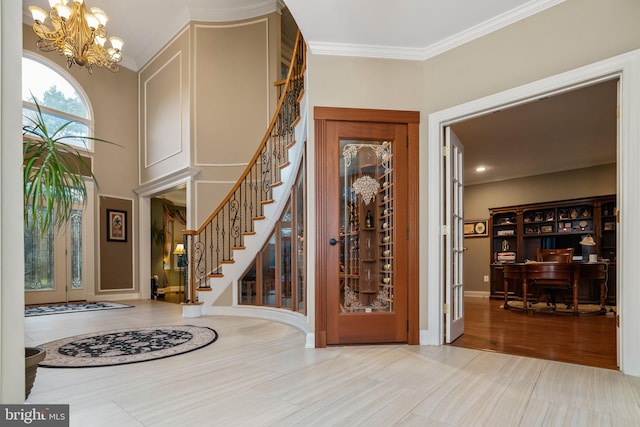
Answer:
[579,235,597,262]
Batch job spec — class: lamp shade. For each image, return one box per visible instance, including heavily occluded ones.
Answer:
[29,6,48,23]
[173,243,185,255]
[579,235,596,246]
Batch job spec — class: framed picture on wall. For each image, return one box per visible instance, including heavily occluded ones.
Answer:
[464,219,488,237]
[107,209,127,242]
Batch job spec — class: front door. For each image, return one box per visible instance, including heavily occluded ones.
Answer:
[315,107,419,346]
[24,192,89,305]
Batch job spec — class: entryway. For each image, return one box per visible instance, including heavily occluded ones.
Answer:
[24,182,94,305]
[425,52,640,373]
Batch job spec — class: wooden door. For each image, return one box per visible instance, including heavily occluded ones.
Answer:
[315,107,420,346]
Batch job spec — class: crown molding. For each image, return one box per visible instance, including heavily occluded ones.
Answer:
[307,0,565,61]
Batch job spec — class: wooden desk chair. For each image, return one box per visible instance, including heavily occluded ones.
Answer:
[536,248,574,264]
[534,248,575,308]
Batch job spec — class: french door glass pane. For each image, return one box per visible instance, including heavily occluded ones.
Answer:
[340,139,394,313]
[295,166,306,313]
[262,233,276,306]
[280,203,293,308]
[24,207,54,290]
[70,209,83,289]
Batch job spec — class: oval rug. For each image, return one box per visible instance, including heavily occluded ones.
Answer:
[38,325,218,368]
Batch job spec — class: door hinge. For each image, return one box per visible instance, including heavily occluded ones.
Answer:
[406,135,409,148]
[617,314,620,327]
[407,320,410,332]
[443,303,450,314]
[442,146,450,157]
[441,225,450,235]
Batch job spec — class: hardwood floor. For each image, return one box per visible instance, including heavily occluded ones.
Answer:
[25,299,640,426]
[451,297,617,370]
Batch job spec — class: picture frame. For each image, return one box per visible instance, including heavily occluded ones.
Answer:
[464,219,488,237]
[107,209,127,242]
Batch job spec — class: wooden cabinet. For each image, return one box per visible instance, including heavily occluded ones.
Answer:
[489,195,617,302]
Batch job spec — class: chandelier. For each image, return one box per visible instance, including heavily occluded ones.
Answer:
[29,0,124,73]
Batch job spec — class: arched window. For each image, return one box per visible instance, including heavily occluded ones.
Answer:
[22,53,94,150]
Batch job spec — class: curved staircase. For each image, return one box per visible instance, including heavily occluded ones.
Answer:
[181,33,307,333]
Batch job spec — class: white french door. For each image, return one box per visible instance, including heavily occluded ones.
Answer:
[24,184,92,305]
[445,127,465,343]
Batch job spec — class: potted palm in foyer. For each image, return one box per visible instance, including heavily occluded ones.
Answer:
[22,98,116,398]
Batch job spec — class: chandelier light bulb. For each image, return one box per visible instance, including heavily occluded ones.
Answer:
[90,8,108,26]
[109,37,124,51]
[29,6,48,24]
[84,13,99,30]
[56,4,72,20]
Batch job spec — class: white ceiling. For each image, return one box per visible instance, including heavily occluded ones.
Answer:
[23,0,615,188]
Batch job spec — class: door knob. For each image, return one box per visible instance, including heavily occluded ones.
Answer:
[329,238,341,246]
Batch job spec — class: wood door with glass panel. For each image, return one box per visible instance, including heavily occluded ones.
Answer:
[324,120,410,344]
[25,196,87,305]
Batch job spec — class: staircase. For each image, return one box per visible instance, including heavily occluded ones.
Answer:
[182,32,307,326]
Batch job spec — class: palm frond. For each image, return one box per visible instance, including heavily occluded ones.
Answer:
[23,96,119,235]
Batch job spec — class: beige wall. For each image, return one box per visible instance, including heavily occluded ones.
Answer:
[305,0,640,331]
[464,164,616,292]
[139,14,281,227]
[138,28,191,183]
[23,24,139,295]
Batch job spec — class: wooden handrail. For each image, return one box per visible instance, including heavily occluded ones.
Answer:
[182,31,306,303]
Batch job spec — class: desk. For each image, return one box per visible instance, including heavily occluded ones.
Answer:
[503,262,607,315]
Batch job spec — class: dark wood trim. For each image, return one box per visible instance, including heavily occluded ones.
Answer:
[314,107,420,347]
[314,106,420,124]
[314,117,328,348]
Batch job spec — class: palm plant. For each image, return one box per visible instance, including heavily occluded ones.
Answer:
[22,97,116,235]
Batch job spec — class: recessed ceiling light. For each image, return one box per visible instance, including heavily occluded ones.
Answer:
[475,166,487,172]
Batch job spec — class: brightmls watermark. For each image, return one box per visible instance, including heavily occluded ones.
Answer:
[1,405,69,426]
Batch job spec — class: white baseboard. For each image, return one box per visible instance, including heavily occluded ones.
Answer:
[464,291,490,299]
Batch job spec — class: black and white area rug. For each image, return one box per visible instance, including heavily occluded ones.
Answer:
[38,325,218,368]
[25,302,133,317]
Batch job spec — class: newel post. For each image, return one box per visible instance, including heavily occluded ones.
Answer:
[181,229,203,317]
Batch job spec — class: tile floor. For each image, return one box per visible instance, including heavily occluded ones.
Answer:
[25,300,640,426]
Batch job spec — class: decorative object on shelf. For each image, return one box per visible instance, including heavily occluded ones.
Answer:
[351,175,379,205]
[464,219,488,237]
[365,210,374,228]
[28,0,124,73]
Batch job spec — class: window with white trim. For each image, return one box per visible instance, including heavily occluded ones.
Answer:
[22,54,94,151]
